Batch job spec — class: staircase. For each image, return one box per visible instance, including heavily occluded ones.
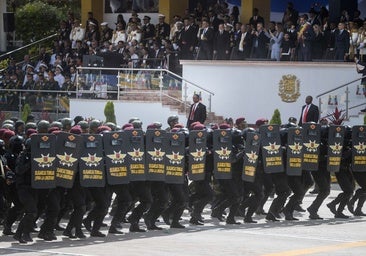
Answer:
[119,89,224,124]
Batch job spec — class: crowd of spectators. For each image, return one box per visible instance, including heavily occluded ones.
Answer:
[0,2,365,112]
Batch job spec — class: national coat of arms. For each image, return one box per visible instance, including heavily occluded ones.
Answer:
[278,74,301,103]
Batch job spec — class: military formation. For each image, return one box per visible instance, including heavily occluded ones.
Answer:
[0,114,366,244]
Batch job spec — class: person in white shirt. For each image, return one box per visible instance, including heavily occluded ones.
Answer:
[70,19,85,49]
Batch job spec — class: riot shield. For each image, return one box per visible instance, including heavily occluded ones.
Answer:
[165,131,186,184]
[327,125,345,173]
[286,127,303,176]
[79,134,105,187]
[213,129,232,179]
[188,130,207,181]
[259,125,284,174]
[55,132,82,188]
[125,129,146,181]
[302,123,321,171]
[145,129,166,181]
[242,132,261,182]
[102,131,129,185]
[31,134,57,189]
[352,125,366,172]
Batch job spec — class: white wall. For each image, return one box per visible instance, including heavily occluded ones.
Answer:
[181,61,363,125]
[70,99,187,129]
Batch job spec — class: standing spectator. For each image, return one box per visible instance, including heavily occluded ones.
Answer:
[213,23,230,60]
[282,2,298,26]
[334,22,350,61]
[251,22,269,59]
[111,22,127,46]
[179,17,197,60]
[249,8,265,28]
[100,22,113,45]
[141,16,155,46]
[297,15,314,61]
[85,11,99,34]
[155,14,170,42]
[70,19,85,49]
[267,23,284,61]
[197,19,214,60]
[311,24,326,60]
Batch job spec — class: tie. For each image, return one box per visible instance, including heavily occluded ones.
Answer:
[189,104,196,120]
[302,105,309,123]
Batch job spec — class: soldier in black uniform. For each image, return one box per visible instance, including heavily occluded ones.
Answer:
[2,133,24,236]
[155,14,170,42]
[327,127,354,218]
[13,138,38,243]
[188,123,213,225]
[307,125,331,219]
[211,123,241,225]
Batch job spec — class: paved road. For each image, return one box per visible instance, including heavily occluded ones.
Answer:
[1,184,366,256]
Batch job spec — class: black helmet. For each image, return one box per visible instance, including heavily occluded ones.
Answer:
[242,127,257,141]
[50,121,63,129]
[61,118,72,129]
[89,119,101,130]
[25,138,32,152]
[37,120,50,132]
[104,122,116,131]
[167,115,179,125]
[78,120,89,130]
[25,122,37,131]
[9,135,24,154]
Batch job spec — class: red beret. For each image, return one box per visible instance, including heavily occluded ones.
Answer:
[122,123,133,130]
[52,130,62,135]
[211,124,219,130]
[171,128,181,132]
[3,130,15,141]
[70,125,82,134]
[47,127,60,134]
[174,123,185,129]
[219,123,231,130]
[235,117,245,125]
[255,118,268,127]
[97,125,112,133]
[192,124,205,130]
[0,128,7,139]
[123,126,134,131]
[26,128,38,137]
[189,121,201,129]
[147,123,158,130]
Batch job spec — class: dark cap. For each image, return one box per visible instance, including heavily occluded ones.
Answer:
[235,117,245,126]
[255,118,268,127]
[70,125,82,134]
[219,123,231,129]
[143,16,151,20]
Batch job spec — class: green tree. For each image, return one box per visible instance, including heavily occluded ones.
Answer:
[15,1,64,43]
[269,109,282,125]
[22,103,32,122]
[104,101,116,124]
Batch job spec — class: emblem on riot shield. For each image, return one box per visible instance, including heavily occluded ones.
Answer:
[246,151,258,164]
[34,154,55,168]
[289,143,303,154]
[304,140,319,152]
[81,153,103,167]
[57,153,78,167]
[106,151,126,164]
[128,148,144,161]
[216,147,231,160]
[190,149,205,161]
[166,151,184,164]
[263,142,280,154]
[148,148,165,161]
[329,143,343,154]
[354,143,365,154]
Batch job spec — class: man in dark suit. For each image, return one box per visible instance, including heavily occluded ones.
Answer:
[251,22,269,59]
[186,94,207,128]
[233,24,253,60]
[180,17,197,60]
[197,19,214,60]
[298,95,319,126]
[141,16,155,45]
[213,23,231,60]
[334,22,350,61]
